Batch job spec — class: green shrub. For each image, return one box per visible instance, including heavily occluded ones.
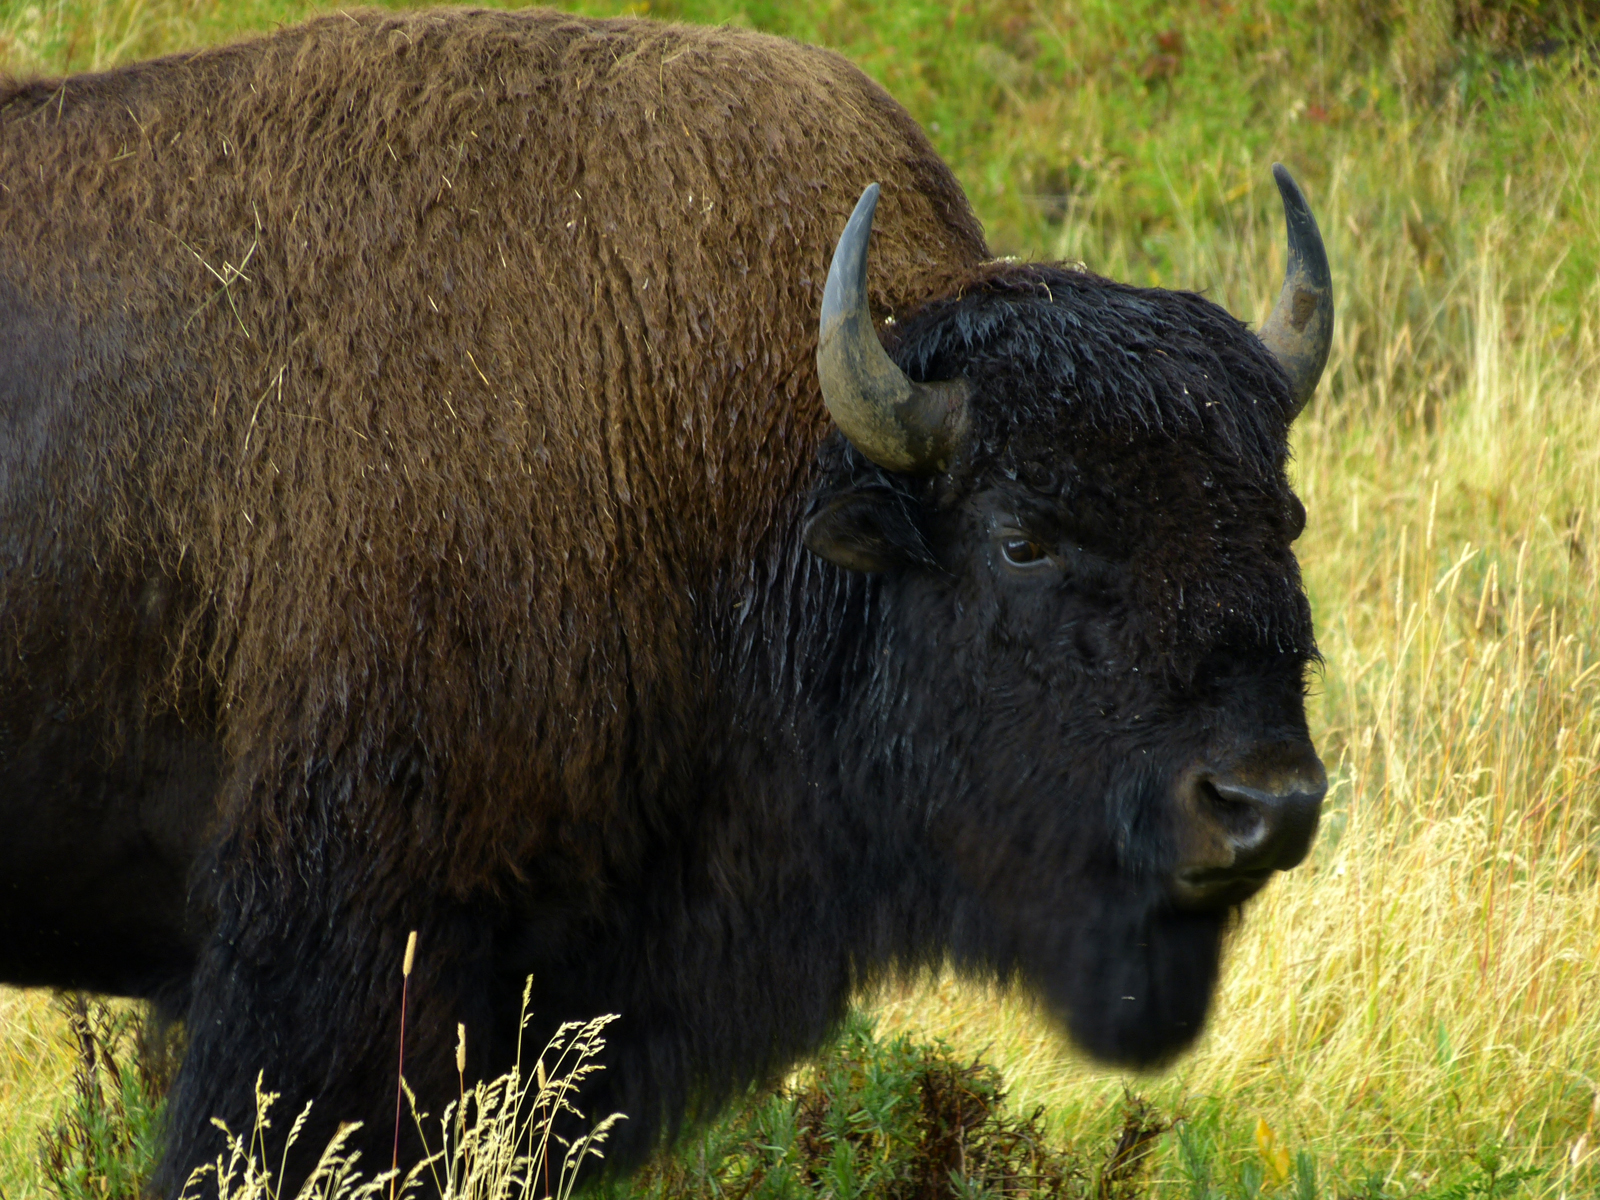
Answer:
[607,1015,1167,1200]
[38,996,175,1200]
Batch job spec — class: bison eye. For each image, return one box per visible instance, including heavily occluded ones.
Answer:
[1000,535,1050,569]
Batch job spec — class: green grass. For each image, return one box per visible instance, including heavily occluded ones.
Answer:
[598,1014,1134,1200]
[4,0,1600,1197]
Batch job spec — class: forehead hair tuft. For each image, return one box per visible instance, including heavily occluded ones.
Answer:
[887,262,1295,477]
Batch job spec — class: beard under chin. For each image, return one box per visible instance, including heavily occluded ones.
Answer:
[1022,898,1229,1070]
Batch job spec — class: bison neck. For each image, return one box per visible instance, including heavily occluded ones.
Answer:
[483,537,980,1162]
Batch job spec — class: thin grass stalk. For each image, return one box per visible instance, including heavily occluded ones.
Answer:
[391,931,418,1200]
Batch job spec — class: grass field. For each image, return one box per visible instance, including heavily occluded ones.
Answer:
[2,0,1598,1196]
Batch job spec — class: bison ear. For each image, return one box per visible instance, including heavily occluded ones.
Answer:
[803,488,934,574]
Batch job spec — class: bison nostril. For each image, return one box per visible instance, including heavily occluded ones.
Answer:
[1197,779,1271,854]
[1172,750,1327,909]
[1206,774,1325,873]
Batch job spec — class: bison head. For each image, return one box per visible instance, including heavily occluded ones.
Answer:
[803,170,1331,1068]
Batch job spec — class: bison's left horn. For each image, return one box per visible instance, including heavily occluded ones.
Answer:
[817,184,970,474]
[1257,164,1333,417]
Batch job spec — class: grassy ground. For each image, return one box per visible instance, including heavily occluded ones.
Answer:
[3,0,1599,1196]
[0,991,78,1199]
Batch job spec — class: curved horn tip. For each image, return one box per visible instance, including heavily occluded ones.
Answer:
[1271,163,1308,217]
[1270,164,1323,271]
[819,184,882,341]
[1258,163,1333,417]
[853,181,882,220]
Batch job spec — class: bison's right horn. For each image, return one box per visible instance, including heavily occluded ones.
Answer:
[1257,164,1333,417]
[817,184,970,474]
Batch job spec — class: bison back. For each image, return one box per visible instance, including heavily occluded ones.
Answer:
[0,8,986,885]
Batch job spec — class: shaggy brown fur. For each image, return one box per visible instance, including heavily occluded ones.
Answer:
[0,6,981,880]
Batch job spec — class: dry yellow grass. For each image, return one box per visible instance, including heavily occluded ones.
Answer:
[0,991,77,1200]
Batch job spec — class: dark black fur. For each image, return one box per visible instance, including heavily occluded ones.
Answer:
[502,264,1319,1160]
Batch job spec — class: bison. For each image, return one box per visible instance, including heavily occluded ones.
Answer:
[0,6,1333,1192]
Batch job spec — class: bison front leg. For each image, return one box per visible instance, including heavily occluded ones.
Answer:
[160,835,506,1199]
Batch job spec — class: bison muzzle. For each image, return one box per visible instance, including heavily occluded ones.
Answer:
[0,7,1332,1193]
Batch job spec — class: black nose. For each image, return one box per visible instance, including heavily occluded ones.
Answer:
[1171,747,1327,909]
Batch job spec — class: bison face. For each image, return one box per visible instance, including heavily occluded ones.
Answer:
[806,410,1323,1067]
[803,174,1332,1068]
